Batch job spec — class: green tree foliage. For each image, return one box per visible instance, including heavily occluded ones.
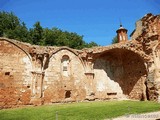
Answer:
[43,28,85,49]
[0,11,19,35]
[0,11,30,42]
[112,35,118,44]
[0,11,98,49]
[86,41,98,48]
[29,21,43,45]
[43,28,57,46]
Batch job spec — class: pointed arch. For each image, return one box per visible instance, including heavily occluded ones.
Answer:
[0,37,32,61]
[49,47,86,72]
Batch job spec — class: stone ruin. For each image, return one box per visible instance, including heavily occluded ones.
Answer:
[0,13,160,108]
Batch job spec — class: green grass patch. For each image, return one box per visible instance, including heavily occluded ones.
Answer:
[0,100,160,120]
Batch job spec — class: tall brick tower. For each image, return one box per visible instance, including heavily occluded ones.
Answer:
[116,24,128,43]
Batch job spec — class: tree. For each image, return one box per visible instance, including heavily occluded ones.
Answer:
[85,41,98,48]
[0,11,99,49]
[112,35,118,44]
[0,11,20,37]
[30,21,43,45]
[0,11,31,43]
[63,31,84,49]
[43,28,56,46]
[17,22,30,43]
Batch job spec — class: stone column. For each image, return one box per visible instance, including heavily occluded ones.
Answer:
[84,53,95,100]
[29,52,49,105]
[31,71,44,98]
[30,71,44,105]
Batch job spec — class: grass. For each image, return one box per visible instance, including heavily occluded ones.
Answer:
[0,100,160,120]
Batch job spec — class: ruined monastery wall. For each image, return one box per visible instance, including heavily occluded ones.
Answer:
[0,13,160,108]
[93,49,147,100]
[0,40,32,108]
[43,49,87,104]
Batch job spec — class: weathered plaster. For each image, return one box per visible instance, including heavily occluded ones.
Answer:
[0,13,160,108]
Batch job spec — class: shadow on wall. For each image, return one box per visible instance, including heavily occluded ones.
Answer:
[93,48,147,100]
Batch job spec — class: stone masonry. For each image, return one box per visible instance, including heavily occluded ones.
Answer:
[0,13,160,108]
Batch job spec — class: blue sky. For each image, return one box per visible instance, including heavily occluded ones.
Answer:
[0,0,160,46]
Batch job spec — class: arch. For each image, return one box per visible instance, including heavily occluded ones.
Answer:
[49,47,79,58]
[49,47,86,72]
[61,55,70,77]
[94,48,148,75]
[0,38,33,107]
[0,37,32,61]
[93,48,148,100]
[95,48,147,65]
[92,42,150,63]
[62,55,70,59]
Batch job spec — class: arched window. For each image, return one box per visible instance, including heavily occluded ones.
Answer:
[61,55,70,77]
[119,35,122,41]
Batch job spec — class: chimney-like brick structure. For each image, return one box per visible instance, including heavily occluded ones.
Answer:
[116,24,128,43]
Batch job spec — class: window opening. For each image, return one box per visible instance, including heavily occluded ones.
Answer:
[5,72,10,76]
[65,91,71,98]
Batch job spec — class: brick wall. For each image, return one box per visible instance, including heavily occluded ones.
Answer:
[0,40,32,108]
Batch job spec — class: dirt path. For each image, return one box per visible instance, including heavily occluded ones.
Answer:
[107,111,160,120]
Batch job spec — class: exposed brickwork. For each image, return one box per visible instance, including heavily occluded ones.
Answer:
[0,40,32,108]
[0,13,160,108]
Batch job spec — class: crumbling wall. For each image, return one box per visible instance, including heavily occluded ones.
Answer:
[132,13,160,101]
[130,20,143,40]
[93,48,147,100]
[1,13,160,108]
[93,58,123,100]
[43,49,86,104]
[146,43,160,101]
[0,40,32,108]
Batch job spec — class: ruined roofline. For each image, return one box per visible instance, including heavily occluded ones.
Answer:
[83,40,131,53]
[1,12,160,56]
[0,36,151,62]
[0,37,82,49]
[0,37,132,55]
[0,37,106,52]
[0,37,83,55]
[0,37,31,46]
[141,13,160,21]
[0,36,129,51]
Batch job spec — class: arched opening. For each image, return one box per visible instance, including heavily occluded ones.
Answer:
[61,55,70,77]
[65,91,71,98]
[93,48,147,100]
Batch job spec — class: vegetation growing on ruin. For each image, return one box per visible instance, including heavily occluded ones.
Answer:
[0,11,98,49]
[0,101,160,120]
